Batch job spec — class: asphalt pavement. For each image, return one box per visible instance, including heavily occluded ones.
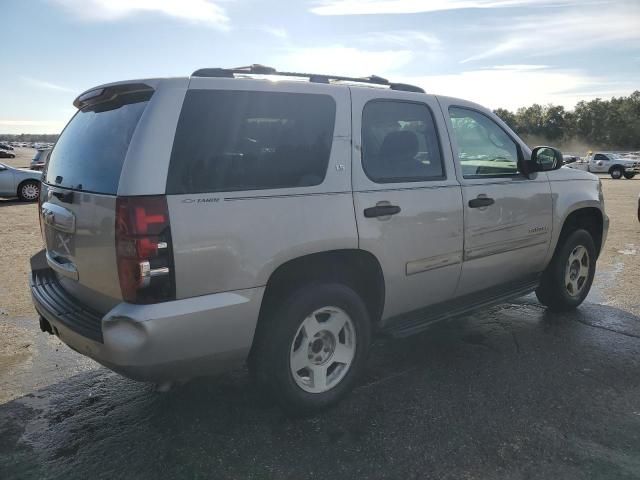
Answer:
[2,294,640,480]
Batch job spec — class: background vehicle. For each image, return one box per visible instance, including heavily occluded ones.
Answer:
[0,162,42,201]
[0,149,15,159]
[0,143,15,151]
[31,66,607,414]
[567,151,640,179]
[562,154,580,165]
[30,148,52,171]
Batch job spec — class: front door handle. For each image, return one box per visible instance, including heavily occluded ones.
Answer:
[468,197,495,208]
[364,204,401,218]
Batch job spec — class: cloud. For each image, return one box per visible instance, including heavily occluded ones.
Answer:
[51,0,230,30]
[0,120,67,134]
[356,31,441,49]
[22,77,75,93]
[310,0,570,15]
[278,46,414,77]
[461,7,640,63]
[397,65,635,110]
[260,26,288,39]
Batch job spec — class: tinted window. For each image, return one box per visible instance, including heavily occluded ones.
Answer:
[594,154,608,160]
[167,90,336,194]
[362,101,444,183]
[449,107,519,178]
[45,94,149,194]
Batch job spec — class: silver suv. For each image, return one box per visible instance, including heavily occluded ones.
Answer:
[31,65,608,414]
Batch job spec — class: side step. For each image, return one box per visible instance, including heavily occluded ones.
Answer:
[383,276,540,338]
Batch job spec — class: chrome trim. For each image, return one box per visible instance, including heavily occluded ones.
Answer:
[139,261,170,288]
[41,202,76,234]
[46,251,79,281]
[406,252,462,275]
[464,234,548,261]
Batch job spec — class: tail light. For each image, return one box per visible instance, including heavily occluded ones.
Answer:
[115,196,176,304]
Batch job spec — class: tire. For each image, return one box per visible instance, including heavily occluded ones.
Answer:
[610,166,623,179]
[536,229,596,312]
[18,180,40,202]
[251,283,371,415]
[624,172,636,179]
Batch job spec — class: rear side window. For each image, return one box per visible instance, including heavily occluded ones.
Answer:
[594,154,608,160]
[167,90,336,194]
[362,100,444,183]
[45,94,150,194]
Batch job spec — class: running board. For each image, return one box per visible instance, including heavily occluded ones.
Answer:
[382,276,540,338]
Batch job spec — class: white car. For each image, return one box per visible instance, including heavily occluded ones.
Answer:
[566,152,640,179]
[0,163,42,201]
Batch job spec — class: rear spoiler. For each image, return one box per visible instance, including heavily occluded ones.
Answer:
[73,83,154,109]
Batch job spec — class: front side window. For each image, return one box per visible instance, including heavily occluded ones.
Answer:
[594,154,608,161]
[167,90,336,194]
[362,100,444,183]
[449,107,520,178]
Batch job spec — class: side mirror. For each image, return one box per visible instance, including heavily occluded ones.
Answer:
[522,146,563,177]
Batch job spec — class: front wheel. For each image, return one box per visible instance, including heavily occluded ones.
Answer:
[536,229,596,311]
[251,283,371,415]
[624,172,636,180]
[18,181,40,202]
[610,167,623,179]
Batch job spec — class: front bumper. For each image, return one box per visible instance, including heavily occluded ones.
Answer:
[30,251,265,382]
[601,212,610,253]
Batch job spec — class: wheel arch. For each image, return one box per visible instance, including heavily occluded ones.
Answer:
[554,206,604,259]
[252,249,385,349]
[608,164,625,174]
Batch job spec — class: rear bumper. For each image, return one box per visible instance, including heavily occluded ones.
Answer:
[30,251,265,382]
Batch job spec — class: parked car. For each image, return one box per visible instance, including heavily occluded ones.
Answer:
[0,143,15,151]
[31,148,52,171]
[30,66,608,414]
[566,151,640,179]
[562,154,580,165]
[0,163,42,201]
[0,149,15,158]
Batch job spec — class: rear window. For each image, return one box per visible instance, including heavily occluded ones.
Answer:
[167,90,336,194]
[45,94,150,194]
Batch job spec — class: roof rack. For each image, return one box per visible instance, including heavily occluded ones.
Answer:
[191,64,425,93]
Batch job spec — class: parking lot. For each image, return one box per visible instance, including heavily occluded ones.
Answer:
[1,148,640,479]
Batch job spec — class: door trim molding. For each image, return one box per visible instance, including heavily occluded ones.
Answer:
[406,252,462,275]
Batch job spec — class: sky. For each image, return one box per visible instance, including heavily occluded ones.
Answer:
[1,0,639,133]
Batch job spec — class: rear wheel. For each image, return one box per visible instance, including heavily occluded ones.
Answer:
[610,166,623,179]
[251,283,371,415]
[536,229,596,311]
[624,172,636,179]
[18,181,40,202]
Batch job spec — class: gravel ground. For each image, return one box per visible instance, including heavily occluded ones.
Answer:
[1,151,639,479]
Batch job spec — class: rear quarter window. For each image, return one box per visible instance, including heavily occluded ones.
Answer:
[167,90,336,194]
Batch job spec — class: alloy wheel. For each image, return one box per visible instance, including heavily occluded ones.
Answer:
[289,306,356,394]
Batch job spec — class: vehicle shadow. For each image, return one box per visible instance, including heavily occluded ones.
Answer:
[0,198,26,207]
[2,300,640,479]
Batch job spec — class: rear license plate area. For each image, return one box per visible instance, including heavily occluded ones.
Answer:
[45,225,75,258]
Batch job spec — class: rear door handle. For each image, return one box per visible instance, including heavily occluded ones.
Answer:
[468,197,495,208]
[364,205,401,218]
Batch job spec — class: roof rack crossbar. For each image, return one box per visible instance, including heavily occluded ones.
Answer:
[191,64,425,93]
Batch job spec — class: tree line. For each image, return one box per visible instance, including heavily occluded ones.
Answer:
[0,133,59,143]
[2,91,639,152]
[494,91,640,152]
